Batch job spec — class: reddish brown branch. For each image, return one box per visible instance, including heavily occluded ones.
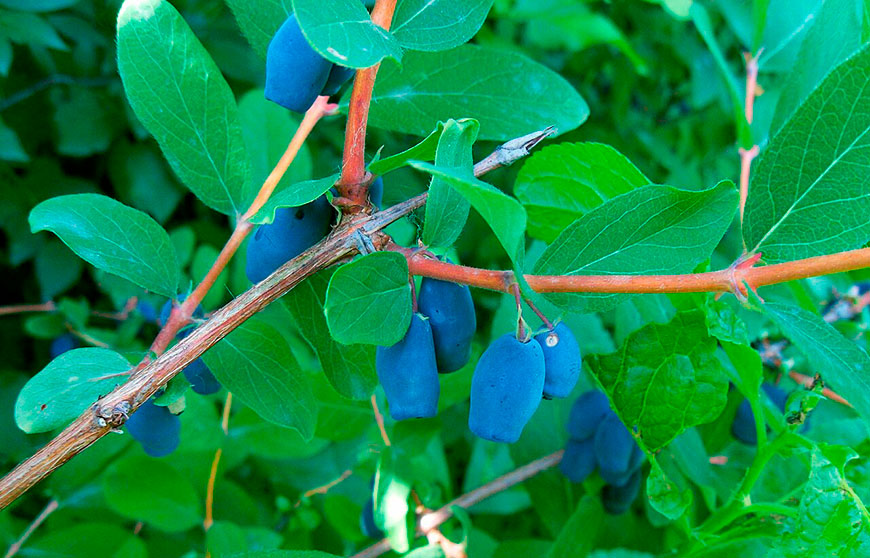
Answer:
[739,50,762,222]
[0,302,55,317]
[336,0,398,209]
[788,371,852,407]
[398,248,870,295]
[351,451,564,558]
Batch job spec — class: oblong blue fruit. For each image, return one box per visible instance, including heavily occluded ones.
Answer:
[137,301,158,323]
[175,328,222,395]
[534,323,581,398]
[321,64,355,96]
[375,313,440,421]
[560,438,596,483]
[125,398,181,458]
[265,15,333,112]
[731,397,757,445]
[417,276,476,373]
[567,390,611,440]
[245,196,333,284]
[50,334,78,359]
[468,334,545,443]
[594,414,637,481]
[602,469,642,515]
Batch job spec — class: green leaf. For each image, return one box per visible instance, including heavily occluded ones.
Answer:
[117,0,252,216]
[202,318,317,439]
[284,272,378,400]
[392,0,492,51]
[646,459,692,520]
[368,122,444,175]
[239,89,313,208]
[422,118,478,248]
[109,142,183,224]
[770,0,863,134]
[29,194,180,297]
[0,11,66,49]
[53,88,114,157]
[514,142,649,242]
[103,456,201,532]
[14,348,130,433]
[761,301,870,431]
[225,0,292,59]
[25,523,147,558]
[324,252,412,346]
[547,496,602,558]
[411,161,527,269]
[771,447,870,556]
[744,43,870,262]
[250,174,338,225]
[292,0,402,68]
[35,240,82,299]
[222,552,340,558]
[587,311,729,451]
[534,182,737,314]
[368,45,588,140]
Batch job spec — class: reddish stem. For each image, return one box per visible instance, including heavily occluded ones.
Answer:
[397,248,870,296]
[523,295,554,330]
[371,394,392,447]
[788,371,852,407]
[336,0,398,209]
[0,302,55,316]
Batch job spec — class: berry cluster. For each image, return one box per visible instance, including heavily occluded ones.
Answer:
[265,14,355,113]
[560,391,645,515]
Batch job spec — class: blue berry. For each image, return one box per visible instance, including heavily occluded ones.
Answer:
[321,64,355,97]
[559,438,596,483]
[566,390,611,440]
[375,313,440,421]
[125,398,181,458]
[469,334,545,443]
[594,414,638,486]
[534,323,581,398]
[417,276,476,373]
[50,334,78,359]
[265,14,333,112]
[245,197,333,284]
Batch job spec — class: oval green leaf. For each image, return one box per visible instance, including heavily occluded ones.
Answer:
[392,0,493,52]
[15,347,131,433]
[117,0,252,216]
[324,252,412,346]
[29,194,180,297]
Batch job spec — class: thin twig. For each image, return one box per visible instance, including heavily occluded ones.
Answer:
[738,50,762,222]
[204,392,233,531]
[788,371,852,407]
[371,395,392,447]
[0,303,56,317]
[3,499,59,558]
[293,470,354,508]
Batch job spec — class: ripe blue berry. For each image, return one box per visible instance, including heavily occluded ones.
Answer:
[50,334,78,359]
[566,390,611,440]
[360,495,384,538]
[321,65,355,97]
[245,196,333,284]
[265,14,333,113]
[125,398,181,458]
[375,313,440,421]
[559,438,596,483]
[594,414,638,485]
[534,323,581,398]
[731,383,798,445]
[417,276,476,373]
[175,328,221,395]
[469,334,545,443]
[601,469,642,515]
[137,301,158,323]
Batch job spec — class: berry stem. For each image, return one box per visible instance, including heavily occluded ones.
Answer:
[3,499,58,558]
[511,283,525,340]
[371,395,392,447]
[410,276,418,313]
[788,371,852,407]
[336,0,398,210]
[523,295,554,330]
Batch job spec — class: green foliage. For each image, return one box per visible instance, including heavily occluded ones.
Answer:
[3,0,870,557]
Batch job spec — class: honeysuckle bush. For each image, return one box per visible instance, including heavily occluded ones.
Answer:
[1,0,870,557]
